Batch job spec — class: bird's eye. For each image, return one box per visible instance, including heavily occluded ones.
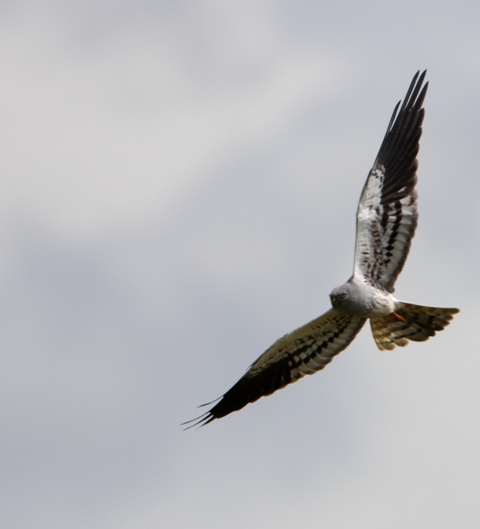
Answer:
[341,293,347,299]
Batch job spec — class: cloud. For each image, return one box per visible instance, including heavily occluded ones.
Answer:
[1,2,478,529]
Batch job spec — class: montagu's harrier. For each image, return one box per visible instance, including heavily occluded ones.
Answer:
[184,71,459,428]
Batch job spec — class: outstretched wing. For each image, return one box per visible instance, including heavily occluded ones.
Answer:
[354,70,428,292]
[184,310,366,428]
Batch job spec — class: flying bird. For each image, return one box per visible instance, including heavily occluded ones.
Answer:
[184,71,459,429]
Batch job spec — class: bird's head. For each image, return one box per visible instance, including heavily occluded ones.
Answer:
[329,281,360,313]
[329,286,347,307]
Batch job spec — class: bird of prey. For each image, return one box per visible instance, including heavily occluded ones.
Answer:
[184,71,459,429]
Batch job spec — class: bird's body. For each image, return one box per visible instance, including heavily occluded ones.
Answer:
[330,278,396,316]
[184,71,459,429]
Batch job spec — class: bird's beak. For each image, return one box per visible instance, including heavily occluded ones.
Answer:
[331,296,337,303]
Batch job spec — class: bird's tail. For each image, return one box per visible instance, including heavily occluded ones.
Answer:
[370,302,459,351]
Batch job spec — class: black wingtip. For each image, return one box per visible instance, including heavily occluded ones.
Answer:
[181,411,215,431]
[181,397,222,430]
[378,71,428,153]
[398,70,428,117]
[376,70,429,166]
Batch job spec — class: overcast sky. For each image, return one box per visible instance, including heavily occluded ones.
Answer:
[1,1,479,528]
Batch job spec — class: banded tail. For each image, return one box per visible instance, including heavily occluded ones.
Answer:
[370,302,459,351]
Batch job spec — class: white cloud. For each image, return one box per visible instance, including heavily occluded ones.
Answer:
[0,2,477,529]
[0,2,349,242]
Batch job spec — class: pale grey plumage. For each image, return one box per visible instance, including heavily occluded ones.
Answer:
[184,71,459,429]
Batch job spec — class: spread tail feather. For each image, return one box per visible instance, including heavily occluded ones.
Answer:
[370,302,459,351]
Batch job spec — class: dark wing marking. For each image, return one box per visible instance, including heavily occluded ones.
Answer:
[183,310,366,428]
[354,70,428,292]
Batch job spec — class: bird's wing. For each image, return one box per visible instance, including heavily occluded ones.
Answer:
[353,71,428,292]
[184,309,366,428]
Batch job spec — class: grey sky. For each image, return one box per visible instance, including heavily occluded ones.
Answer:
[1,2,479,528]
